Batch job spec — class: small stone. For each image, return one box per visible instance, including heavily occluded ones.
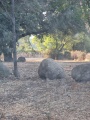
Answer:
[18,57,26,62]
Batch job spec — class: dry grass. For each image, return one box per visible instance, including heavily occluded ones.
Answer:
[0,60,90,120]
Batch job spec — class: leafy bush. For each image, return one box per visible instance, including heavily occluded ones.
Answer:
[85,53,90,61]
[45,51,71,60]
[71,51,86,61]
[64,51,71,59]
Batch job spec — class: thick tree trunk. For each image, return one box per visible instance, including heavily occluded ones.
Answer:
[4,52,13,62]
[11,0,19,78]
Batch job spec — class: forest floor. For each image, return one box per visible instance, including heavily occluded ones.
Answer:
[0,59,90,120]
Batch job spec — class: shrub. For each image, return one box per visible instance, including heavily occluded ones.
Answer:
[85,53,90,61]
[71,51,86,61]
[64,51,71,59]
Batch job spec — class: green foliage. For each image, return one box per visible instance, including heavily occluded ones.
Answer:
[0,2,13,55]
[32,32,73,56]
[32,31,90,59]
[0,30,13,55]
[0,0,90,58]
[81,0,90,22]
[0,0,86,39]
[17,36,34,53]
[46,0,85,34]
[72,32,90,52]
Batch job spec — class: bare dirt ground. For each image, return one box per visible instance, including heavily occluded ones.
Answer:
[0,60,90,120]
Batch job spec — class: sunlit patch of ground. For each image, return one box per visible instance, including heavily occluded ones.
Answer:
[0,59,90,120]
[26,58,44,62]
[26,57,90,63]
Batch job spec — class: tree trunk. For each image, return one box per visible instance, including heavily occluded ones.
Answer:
[4,52,13,62]
[55,54,58,60]
[11,0,19,77]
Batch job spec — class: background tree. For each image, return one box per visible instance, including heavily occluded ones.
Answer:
[32,32,74,59]
[17,36,35,55]
[32,31,90,59]
[0,0,48,61]
[72,32,90,52]
[11,0,19,77]
[0,1,13,61]
[0,30,13,61]
[0,0,90,76]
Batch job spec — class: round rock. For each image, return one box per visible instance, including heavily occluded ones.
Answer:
[71,63,90,82]
[18,57,26,62]
[38,58,65,80]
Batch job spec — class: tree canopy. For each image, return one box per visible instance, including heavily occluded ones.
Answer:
[0,0,88,40]
[0,0,90,59]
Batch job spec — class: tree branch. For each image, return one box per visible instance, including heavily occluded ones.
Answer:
[19,29,48,38]
[58,40,68,52]
[0,0,12,21]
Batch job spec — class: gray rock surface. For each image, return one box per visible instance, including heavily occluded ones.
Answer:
[38,58,65,80]
[71,63,90,82]
[0,62,10,77]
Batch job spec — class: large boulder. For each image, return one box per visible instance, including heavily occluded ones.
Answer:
[0,62,10,77]
[71,63,90,82]
[18,57,26,62]
[38,58,65,80]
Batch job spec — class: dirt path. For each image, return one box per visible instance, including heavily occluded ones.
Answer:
[0,61,90,120]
